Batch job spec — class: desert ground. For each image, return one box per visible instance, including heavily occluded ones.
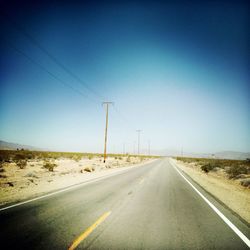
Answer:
[0,150,156,206]
[172,157,250,224]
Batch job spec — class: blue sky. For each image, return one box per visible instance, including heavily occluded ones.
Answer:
[0,0,249,154]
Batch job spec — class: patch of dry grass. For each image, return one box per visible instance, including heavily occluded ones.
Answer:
[0,150,160,163]
[43,160,57,172]
[176,157,250,187]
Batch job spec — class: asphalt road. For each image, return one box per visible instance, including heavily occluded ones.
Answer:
[0,158,249,249]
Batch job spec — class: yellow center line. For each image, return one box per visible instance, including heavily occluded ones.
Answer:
[68,211,111,250]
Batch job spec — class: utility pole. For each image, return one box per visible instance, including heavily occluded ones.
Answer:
[102,102,113,163]
[136,130,142,155]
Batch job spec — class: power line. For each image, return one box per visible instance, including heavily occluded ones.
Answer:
[6,39,150,155]
[5,39,99,105]
[1,11,141,134]
[113,105,138,132]
[1,12,151,152]
[1,10,105,102]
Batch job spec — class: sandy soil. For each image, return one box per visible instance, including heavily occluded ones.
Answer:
[0,156,153,206]
[171,158,250,224]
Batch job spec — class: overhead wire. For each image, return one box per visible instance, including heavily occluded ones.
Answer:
[1,10,142,139]
[112,106,138,133]
[4,39,99,106]
[0,10,106,102]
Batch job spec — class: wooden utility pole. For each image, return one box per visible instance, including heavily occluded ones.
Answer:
[102,102,113,163]
[136,130,142,155]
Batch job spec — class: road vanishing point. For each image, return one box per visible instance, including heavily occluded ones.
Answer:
[0,158,249,249]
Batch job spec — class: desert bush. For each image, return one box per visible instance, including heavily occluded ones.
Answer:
[25,172,38,178]
[43,160,57,172]
[201,164,211,173]
[176,157,204,164]
[88,155,93,160]
[82,166,94,172]
[126,156,131,162]
[25,152,35,160]
[0,155,4,163]
[16,159,27,169]
[7,181,14,187]
[71,155,82,162]
[240,178,250,188]
[14,153,26,161]
[201,162,221,173]
[176,156,250,179]
[140,157,144,162]
[226,165,249,179]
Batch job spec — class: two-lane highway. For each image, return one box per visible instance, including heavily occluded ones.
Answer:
[0,158,249,249]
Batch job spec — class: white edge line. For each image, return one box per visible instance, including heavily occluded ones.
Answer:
[0,174,116,211]
[170,159,250,248]
[0,160,157,212]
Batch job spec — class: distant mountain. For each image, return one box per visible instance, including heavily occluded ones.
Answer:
[151,148,250,160]
[0,140,42,151]
[150,148,209,158]
[213,151,250,160]
[1,140,249,160]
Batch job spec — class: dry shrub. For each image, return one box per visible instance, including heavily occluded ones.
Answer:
[81,166,95,172]
[43,160,57,172]
[25,172,38,178]
[226,165,249,179]
[71,155,82,162]
[16,159,27,169]
[240,179,250,188]
[201,162,221,173]
[0,162,5,172]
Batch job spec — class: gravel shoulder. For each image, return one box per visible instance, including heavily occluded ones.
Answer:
[171,158,250,224]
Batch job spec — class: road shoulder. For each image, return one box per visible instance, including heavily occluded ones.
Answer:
[170,158,250,226]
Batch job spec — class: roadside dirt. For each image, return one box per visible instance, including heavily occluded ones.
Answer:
[0,156,153,206]
[171,158,250,224]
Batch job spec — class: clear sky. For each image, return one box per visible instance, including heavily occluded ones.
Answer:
[0,0,249,154]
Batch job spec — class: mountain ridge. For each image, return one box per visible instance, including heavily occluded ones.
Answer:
[0,140,42,151]
[1,140,249,160]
